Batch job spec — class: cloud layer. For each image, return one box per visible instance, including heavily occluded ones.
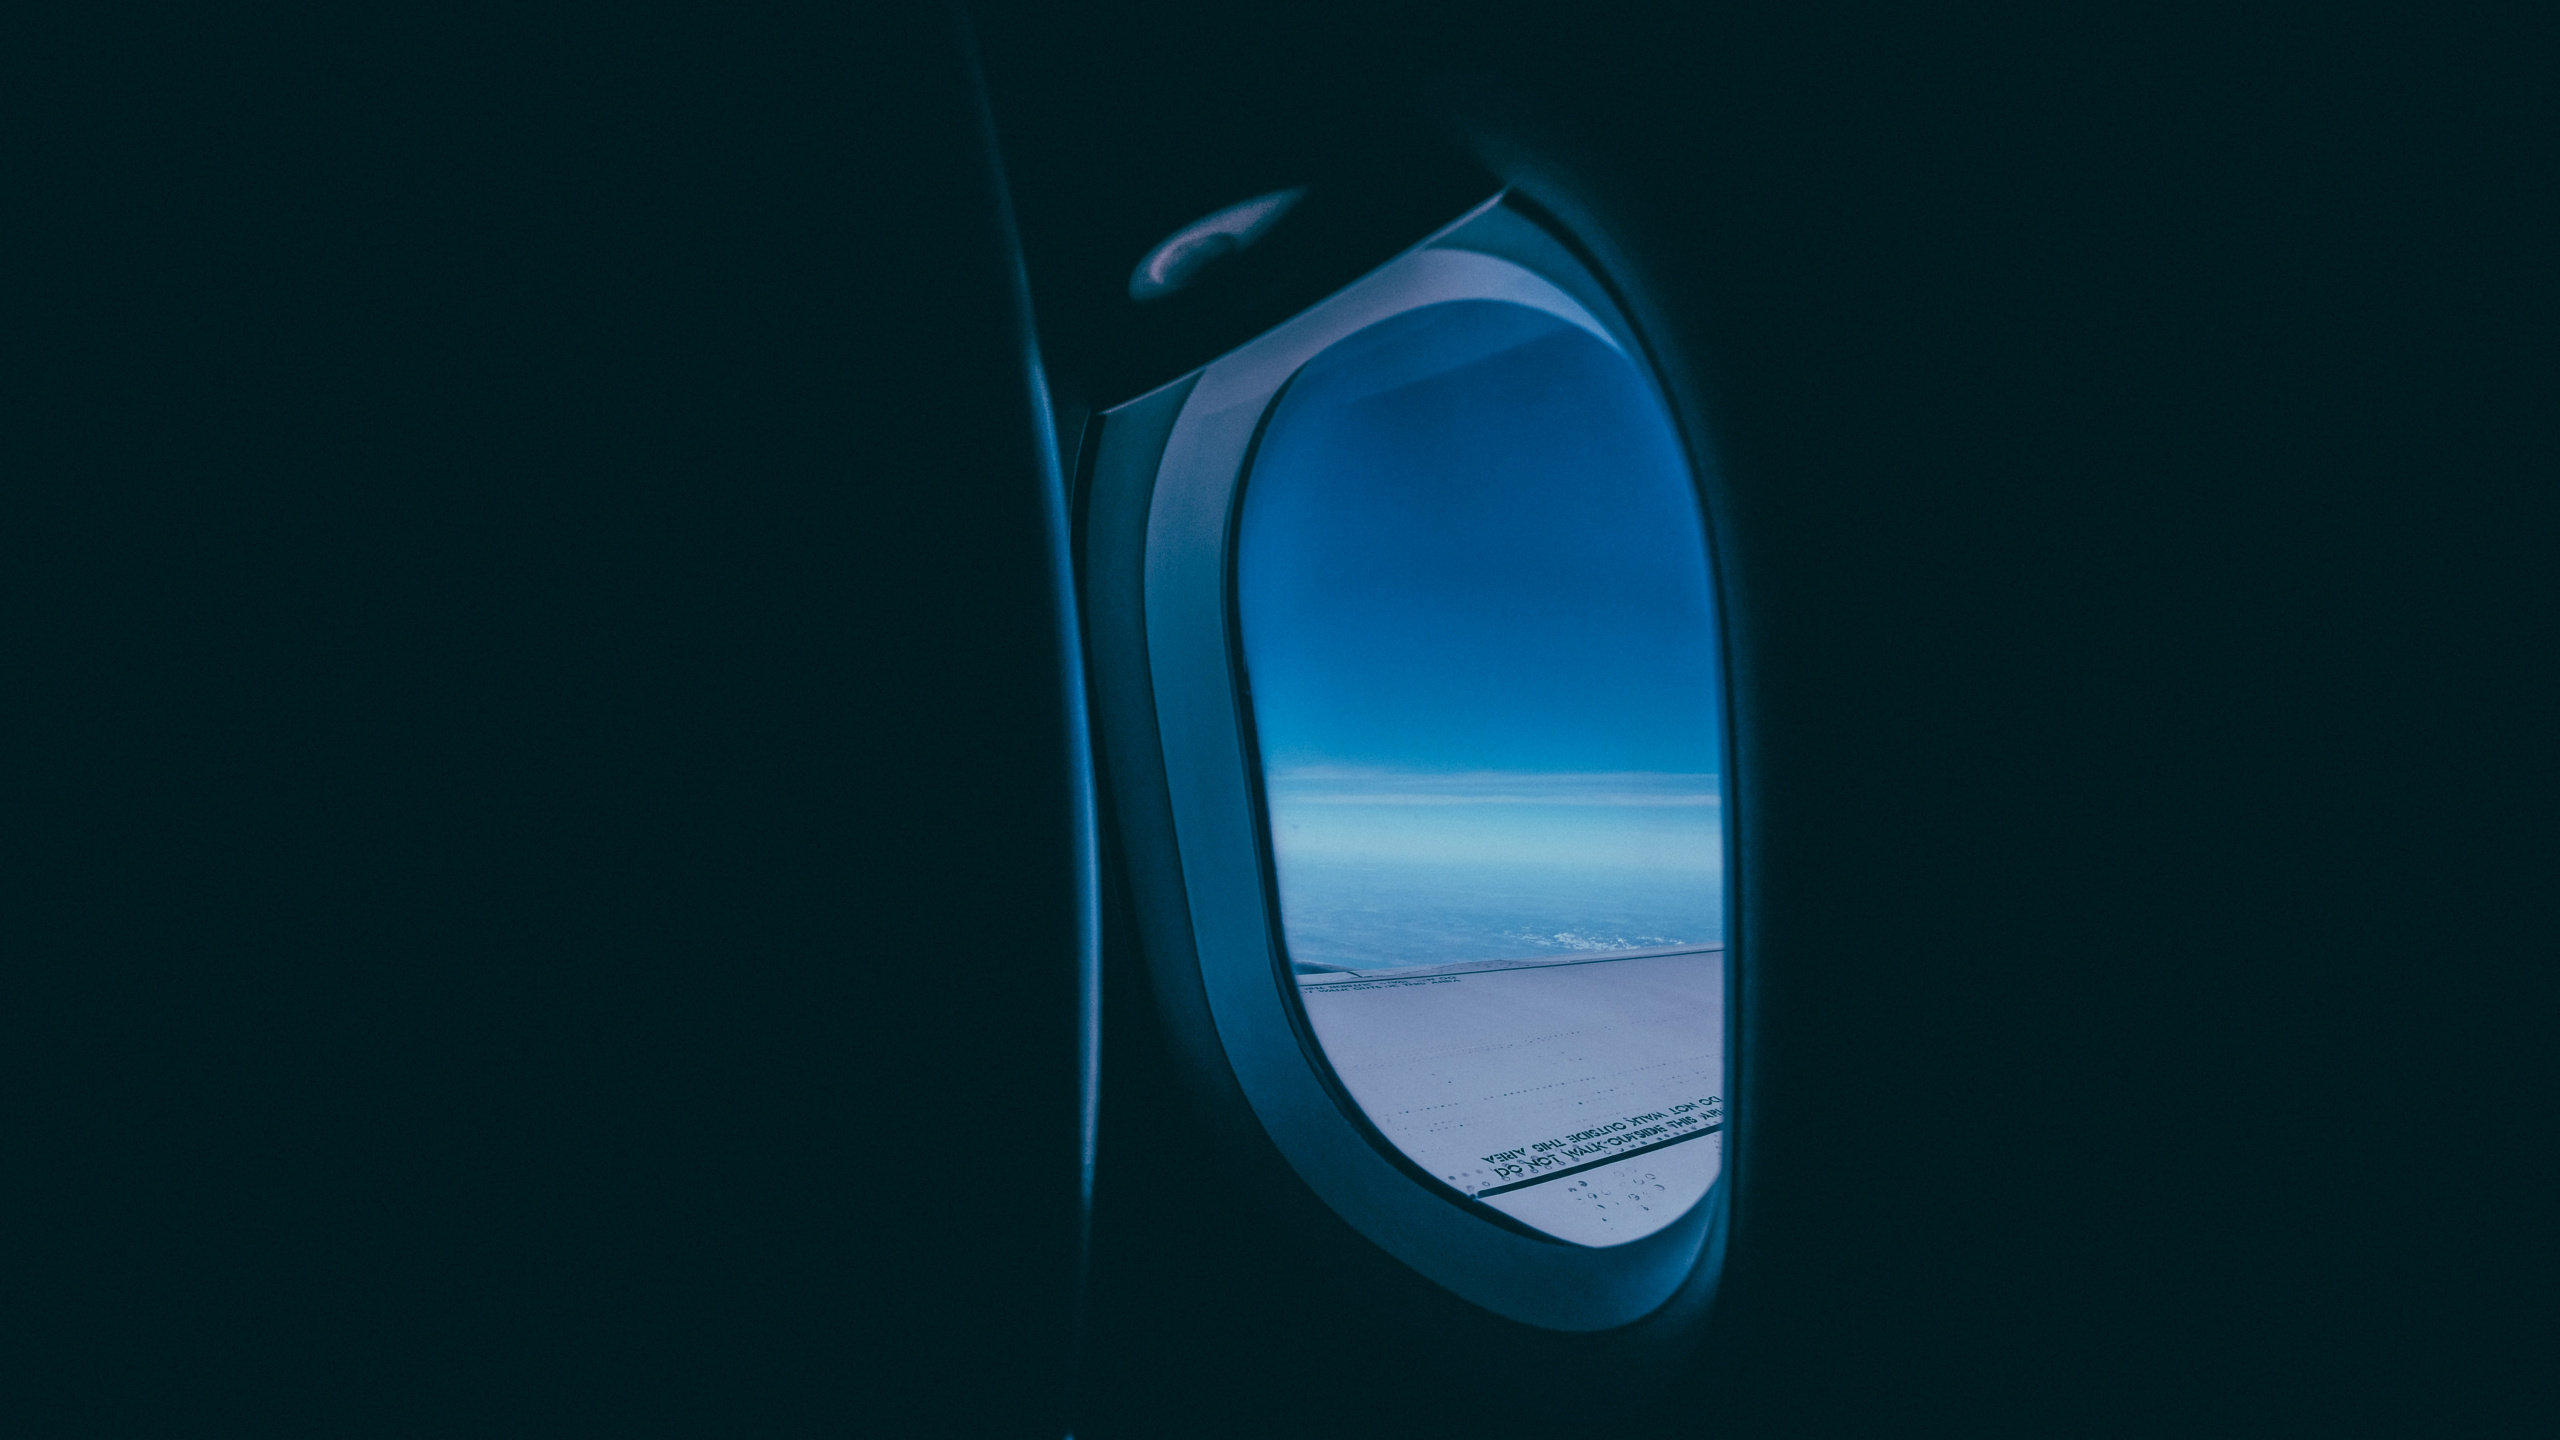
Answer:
[1264,767,1722,872]
[1267,766,1721,808]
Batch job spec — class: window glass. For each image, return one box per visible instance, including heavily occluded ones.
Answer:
[1236,299,1725,1246]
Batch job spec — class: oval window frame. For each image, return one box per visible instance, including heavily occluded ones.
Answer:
[1129,195,1735,1330]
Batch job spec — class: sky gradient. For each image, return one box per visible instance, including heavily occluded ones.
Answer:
[1236,300,1724,966]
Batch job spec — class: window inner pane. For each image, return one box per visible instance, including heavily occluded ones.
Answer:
[1236,298,1726,1246]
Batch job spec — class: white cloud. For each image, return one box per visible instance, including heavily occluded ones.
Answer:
[1266,767,1721,808]
[1265,783,1721,871]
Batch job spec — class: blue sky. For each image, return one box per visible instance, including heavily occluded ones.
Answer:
[1236,299,1724,962]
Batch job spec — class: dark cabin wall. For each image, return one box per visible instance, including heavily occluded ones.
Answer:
[12,8,1086,1434]
[978,3,2549,1436]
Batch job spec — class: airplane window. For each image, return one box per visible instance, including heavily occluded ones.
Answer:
[1235,296,1725,1247]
